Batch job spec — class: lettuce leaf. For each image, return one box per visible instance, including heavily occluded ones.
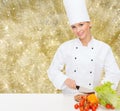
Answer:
[94,82,120,109]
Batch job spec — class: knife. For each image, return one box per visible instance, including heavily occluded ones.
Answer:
[76,85,95,94]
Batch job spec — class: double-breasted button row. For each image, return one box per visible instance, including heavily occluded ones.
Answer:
[74,46,78,72]
[89,47,94,88]
[74,45,94,88]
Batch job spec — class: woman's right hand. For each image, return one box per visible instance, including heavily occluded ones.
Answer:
[64,78,76,89]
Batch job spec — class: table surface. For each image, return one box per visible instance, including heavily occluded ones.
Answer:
[0,94,118,111]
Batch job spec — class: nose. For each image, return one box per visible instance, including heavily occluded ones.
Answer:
[76,26,81,32]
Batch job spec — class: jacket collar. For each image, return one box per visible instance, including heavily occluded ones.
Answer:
[75,37,95,47]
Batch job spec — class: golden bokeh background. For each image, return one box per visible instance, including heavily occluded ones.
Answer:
[0,0,120,93]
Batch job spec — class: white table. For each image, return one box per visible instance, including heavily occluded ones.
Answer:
[0,94,118,111]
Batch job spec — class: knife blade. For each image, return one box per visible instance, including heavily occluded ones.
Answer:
[76,85,95,94]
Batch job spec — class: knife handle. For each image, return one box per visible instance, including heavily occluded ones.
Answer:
[76,85,80,90]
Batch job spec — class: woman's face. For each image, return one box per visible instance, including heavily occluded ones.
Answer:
[71,22,91,40]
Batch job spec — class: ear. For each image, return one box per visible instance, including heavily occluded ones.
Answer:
[89,22,92,28]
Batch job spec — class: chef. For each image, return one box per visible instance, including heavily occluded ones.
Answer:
[47,0,120,94]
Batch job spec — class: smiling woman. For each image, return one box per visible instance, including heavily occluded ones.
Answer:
[0,0,120,93]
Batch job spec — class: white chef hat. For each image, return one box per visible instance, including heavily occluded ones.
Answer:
[63,0,90,25]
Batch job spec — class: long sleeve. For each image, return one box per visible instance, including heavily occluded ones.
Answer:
[47,46,68,90]
[101,47,120,89]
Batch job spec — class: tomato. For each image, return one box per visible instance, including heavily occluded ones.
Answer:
[89,103,93,109]
[79,99,85,107]
[106,104,112,109]
[106,104,115,109]
[74,94,99,111]
[83,95,87,99]
[91,105,97,111]
[84,105,89,111]
[79,106,84,111]
[74,103,79,109]
[94,103,98,109]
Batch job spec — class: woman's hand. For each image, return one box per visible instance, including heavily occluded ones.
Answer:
[64,78,76,89]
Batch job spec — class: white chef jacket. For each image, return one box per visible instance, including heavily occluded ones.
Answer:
[47,38,120,94]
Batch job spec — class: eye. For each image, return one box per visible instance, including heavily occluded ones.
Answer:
[79,23,84,26]
[71,25,76,29]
